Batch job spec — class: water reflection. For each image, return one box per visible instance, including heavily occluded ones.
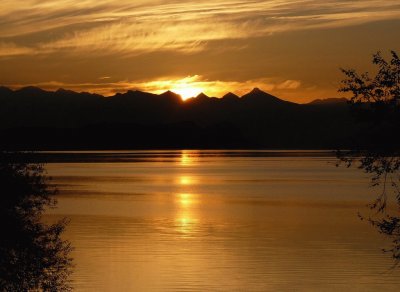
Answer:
[338,150,400,263]
[44,151,400,291]
[178,176,195,185]
[177,193,196,206]
[176,152,199,236]
[179,150,199,166]
[175,193,198,236]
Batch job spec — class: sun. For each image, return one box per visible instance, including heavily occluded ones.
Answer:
[171,85,203,101]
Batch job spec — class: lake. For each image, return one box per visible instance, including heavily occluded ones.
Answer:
[44,150,400,291]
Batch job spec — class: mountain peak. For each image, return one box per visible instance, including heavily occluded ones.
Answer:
[17,86,46,93]
[240,87,291,105]
[0,86,13,95]
[222,92,239,99]
[242,87,277,99]
[15,86,49,97]
[308,97,348,105]
[196,92,209,99]
[160,90,183,102]
[56,88,76,95]
[251,87,262,93]
[161,90,180,97]
[125,89,149,95]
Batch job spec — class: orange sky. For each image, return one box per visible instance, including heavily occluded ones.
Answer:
[0,0,400,102]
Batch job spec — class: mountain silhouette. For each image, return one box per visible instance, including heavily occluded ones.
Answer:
[308,97,348,105]
[242,87,284,102]
[222,92,239,100]
[196,92,209,99]
[0,86,12,96]
[0,86,356,150]
[159,90,183,103]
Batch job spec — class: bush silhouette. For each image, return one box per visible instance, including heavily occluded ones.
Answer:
[338,51,400,263]
[0,152,73,291]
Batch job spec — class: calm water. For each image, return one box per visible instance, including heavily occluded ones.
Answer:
[44,150,400,291]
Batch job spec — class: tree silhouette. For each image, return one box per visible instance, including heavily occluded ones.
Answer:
[0,152,73,291]
[338,51,400,263]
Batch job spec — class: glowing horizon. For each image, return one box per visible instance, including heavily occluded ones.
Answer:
[5,75,306,102]
[0,1,399,102]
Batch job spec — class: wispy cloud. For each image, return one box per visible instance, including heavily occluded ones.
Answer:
[0,42,34,57]
[0,0,399,57]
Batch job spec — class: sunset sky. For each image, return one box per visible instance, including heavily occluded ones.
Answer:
[0,0,399,102]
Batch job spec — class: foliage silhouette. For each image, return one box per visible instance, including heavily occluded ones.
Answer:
[0,152,73,291]
[338,50,400,263]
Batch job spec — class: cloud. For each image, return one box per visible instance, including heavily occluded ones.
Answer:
[37,20,234,56]
[0,0,399,57]
[0,42,34,57]
[277,80,301,90]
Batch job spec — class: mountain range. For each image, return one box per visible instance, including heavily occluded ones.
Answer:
[0,86,356,150]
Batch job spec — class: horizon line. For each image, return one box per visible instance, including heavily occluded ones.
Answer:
[0,85,347,105]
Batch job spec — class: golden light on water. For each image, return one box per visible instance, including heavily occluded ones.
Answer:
[179,176,194,185]
[180,152,192,166]
[175,193,198,235]
[179,150,199,166]
[178,193,195,206]
[175,151,200,234]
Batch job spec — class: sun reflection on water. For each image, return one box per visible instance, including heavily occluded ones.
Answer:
[179,150,199,166]
[178,176,196,185]
[178,193,194,206]
[175,193,198,236]
[174,150,201,236]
